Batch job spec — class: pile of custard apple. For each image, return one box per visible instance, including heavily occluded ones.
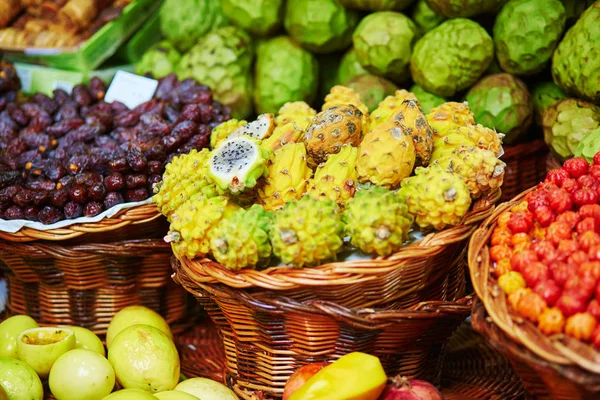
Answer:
[137,0,600,157]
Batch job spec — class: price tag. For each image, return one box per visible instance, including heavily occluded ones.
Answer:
[104,71,158,110]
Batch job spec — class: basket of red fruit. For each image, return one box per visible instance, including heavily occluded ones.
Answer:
[469,155,600,398]
[0,70,229,332]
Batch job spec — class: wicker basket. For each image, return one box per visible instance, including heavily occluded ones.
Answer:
[499,139,549,203]
[0,238,189,334]
[469,191,600,399]
[173,253,471,399]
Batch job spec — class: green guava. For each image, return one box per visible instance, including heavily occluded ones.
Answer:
[102,389,157,400]
[175,378,239,400]
[0,315,38,359]
[154,390,199,400]
[17,327,76,378]
[59,325,105,357]
[106,305,172,349]
[0,357,43,400]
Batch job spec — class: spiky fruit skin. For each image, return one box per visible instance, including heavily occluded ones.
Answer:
[270,196,344,268]
[208,136,270,195]
[431,124,503,161]
[284,0,360,54]
[532,82,567,126]
[153,149,218,221]
[433,146,505,198]
[337,48,369,84]
[412,0,446,33]
[177,26,254,119]
[159,0,228,52]
[357,121,416,188]
[391,99,434,166]
[254,36,319,114]
[210,119,248,149]
[209,204,273,270]
[338,0,415,11]
[493,0,566,75]
[552,2,600,104]
[258,143,313,211]
[343,187,413,256]
[304,105,364,167]
[352,11,420,83]
[221,0,284,37]
[542,99,600,160]
[322,86,369,127]
[410,19,493,97]
[168,196,240,258]
[399,165,472,230]
[307,145,358,208]
[409,85,445,114]
[427,102,476,139]
[344,75,398,112]
[424,0,507,17]
[369,90,417,130]
[465,73,533,145]
[135,41,181,79]
[262,123,305,152]
[276,102,317,130]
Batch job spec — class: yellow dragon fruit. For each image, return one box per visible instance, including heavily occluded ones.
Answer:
[427,102,476,140]
[262,122,305,152]
[392,98,434,166]
[369,89,417,130]
[431,124,503,161]
[276,101,317,130]
[307,144,358,208]
[322,85,369,128]
[210,119,248,148]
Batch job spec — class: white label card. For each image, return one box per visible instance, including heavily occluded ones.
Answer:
[104,71,158,110]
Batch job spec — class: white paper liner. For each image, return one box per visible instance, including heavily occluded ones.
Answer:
[0,198,153,234]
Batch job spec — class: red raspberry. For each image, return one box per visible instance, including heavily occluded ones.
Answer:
[549,189,572,213]
[546,168,570,186]
[534,205,555,227]
[527,190,550,212]
[533,240,559,263]
[507,210,534,233]
[590,165,600,179]
[511,249,539,272]
[577,217,599,234]
[521,262,549,287]
[547,221,573,245]
[572,187,598,207]
[534,280,562,307]
[578,231,600,252]
[579,204,600,220]
[562,178,579,194]
[578,174,597,189]
[551,261,578,287]
[556,211,580,228]
[594,152,600,166]
[563,157,590,178]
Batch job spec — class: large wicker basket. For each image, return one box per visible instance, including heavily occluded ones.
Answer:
[499,139,549,202]
[469,191,600,399]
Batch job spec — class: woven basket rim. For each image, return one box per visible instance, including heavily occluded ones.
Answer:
[469,188,600,376]
[176,189,501,290]
[501,138,547,159]
[0,203,161,242]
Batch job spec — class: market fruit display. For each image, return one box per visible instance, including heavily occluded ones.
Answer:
[345,75,398,112]
[0,357,43,400]
[283,363,330,400]
[0,314,37,359]
[411,0,446,33]
[106,305,173,349]
[337,48,369,85]
[174,378,239,400]
[489,155,600,347]
[532,81,567,126]
[465,73,533,144]
[408,85,445,114]
[221,0,285,37]
[103,389,157,399]
[17,327,76,378]
[136,41,182,80]
[493,0,566,76]
[156,87,504,269]
[154,391,199,400]
[59,325,105,356]
[552,1,600,104]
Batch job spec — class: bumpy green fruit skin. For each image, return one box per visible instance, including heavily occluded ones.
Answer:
[254,36,319,114]
[465,73,533,144]
[409,84,445,114]
[493,0,566,75]
[345,74,398,111]
[284,0,360,54]
[177,26,254,119]
[136,41,181,79]
[575,127,600,162]
[159,0,228,52]
[410,18,493,97]
[338,0,415,11]
[552,2,600,104]
[352,11,420,83]
[424,0,507,17]
[532,81,567,126]
[412,0,446,33]
[222,0,284,37]
[337,48,369,84]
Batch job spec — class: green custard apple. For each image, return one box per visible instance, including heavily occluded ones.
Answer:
[532,81,567,126]
[221,0,284,37]
[177,26,254,119]
[352,11,420,83]
[552,2,600,104]
[493,0,566,75]
[575,127,600,162]
[136,41,181,79]
[411,0,446,33]
[465,73,533,144]
[284,0,360,54]
[254,36,319,114]
[424,0,508,17]
[345,74,398,111]
[409,84,445,113]
[410,18,493,97]
[338,0,415,11]
[159,0,228,52]
[337,48,369,84]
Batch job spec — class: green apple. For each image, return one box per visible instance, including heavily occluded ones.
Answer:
[108,324,179,392]
[0,357,44,400]
[102,389,157,399]
[59,325,105,357]
[106,306,172,349]
[17,327,75,378]
[154,390,199,400]
[0,315,38,359]
[175,378,239,400]
[49,349,115,400]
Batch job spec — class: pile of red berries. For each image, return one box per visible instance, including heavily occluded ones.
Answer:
[490,156,600,346]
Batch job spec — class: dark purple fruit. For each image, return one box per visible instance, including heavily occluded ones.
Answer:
[72,84,92,106]
[5,205,24,220]
[126,148,147,172]
[69,184,88,204]
[24,206,40,220]
[104,192,124,209]
[50,189,69,207]
[14,188,34,207]
[38,206,63,224]
[114,110,139,127]
[126,187,149,202]
[88,182,106,201]
[125,174,147,189]
[64,202,83,219]
[104,172,125,191]
[108,157,128,172]
[147,160,164,175]
[148,174,162,192]
[83,201,103,217]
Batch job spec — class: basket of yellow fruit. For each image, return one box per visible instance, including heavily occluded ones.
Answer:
[158,86,504,396]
